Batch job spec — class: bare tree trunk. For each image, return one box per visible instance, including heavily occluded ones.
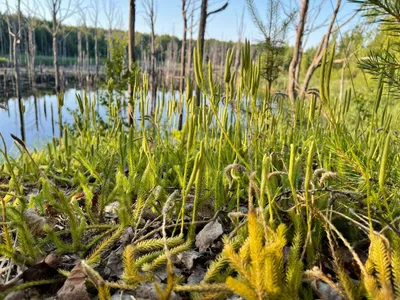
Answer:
[95,30,99,84]
[52,11,60,94]
[8,34,12,67]
[128,0,136,124]
[298,0,341,99]
[187,12,194,81]
[234,7,245,72]
[288,0,309,102]
[143,0,157,112]
[195,0,208,106]
[195,0,228,105]
[295,48,302,85]
[85,29,89,83]
[150,24,156,112]
[13,0,25,141]
[178,0,188,130]
[28,25,36,88]
[77,30,82,86]
[339,60,346,103]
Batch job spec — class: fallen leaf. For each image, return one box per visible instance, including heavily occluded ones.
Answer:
[104,201,119,213]
[195,220,224,252]
[187,267,206,285]
[22,254,60,283]
[311,280,343,300]
[120,227,134,245]
[177,250,201,270]
[24,209,52,236]
[56,263,90,300]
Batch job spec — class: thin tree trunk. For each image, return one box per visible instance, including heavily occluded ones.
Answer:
[178,0,188,130]
[128,0,136,125]
[15,0,25,141]
[85,30,89,77]
[298,0,341,99]
[288,0,309,102]
[77,30,82,86]
[187,13,194,80]
[339,61,346,103]
[52,12,60,94]
[95,29,99,85]
[28,25,36,88]
[195,0,208,106]
[9,34,12,67]
[150,24,156,112]
[195,0,228,105]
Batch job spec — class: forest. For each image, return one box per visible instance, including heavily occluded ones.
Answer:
[0,0,400,299]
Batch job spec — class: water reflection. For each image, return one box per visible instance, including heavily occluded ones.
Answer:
[0,89,96,154]
[0,88,242,154]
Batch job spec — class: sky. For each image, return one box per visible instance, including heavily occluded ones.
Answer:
[1,0,362,48]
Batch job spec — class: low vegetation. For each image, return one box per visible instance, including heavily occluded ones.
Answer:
[0,38,399,299]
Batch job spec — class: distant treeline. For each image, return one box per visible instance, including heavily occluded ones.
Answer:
[0,12,266,67]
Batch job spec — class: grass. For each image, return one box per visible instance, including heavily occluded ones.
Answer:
[0,41,399,299]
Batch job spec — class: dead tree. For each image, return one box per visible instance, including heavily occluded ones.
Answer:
[196,0,228,105]
[90,0,100,85]
[24,0,38,88]
[187,7,195,81]
[103,0,118,60]
[298,0,354,98]
[288,0,309,102]
[128,0,136,96]
[39,0,76,93]
[77,29,82,85]
[5,0,21,99]
[234,7,245,72]
[142,0,157,112]
[5,0,24,141]
[177,0,194,130]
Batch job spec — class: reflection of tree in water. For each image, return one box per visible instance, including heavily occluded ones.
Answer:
[18,97,25,142]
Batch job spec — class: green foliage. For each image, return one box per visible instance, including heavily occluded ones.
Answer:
[2,32,400,300]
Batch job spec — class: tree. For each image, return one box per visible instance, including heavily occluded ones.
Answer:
[142,0,157,112]
[5,0,22,100]
[5,0,25,141]
[350,0,400,94]
[24,0,38,88]
[298,0,343,99]
[288,0,309,102]
[128,0,136,91]
[90,0,100,85]
[128,0,136,125]
[39,0,76,93]
[246,0,291,94]
[178,0,193,130]
[103,0,119,60]
[196,0,229,105]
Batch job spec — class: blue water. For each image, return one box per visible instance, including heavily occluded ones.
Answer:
[0,89,99,154]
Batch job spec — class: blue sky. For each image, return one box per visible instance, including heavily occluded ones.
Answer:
[1,0,362,48]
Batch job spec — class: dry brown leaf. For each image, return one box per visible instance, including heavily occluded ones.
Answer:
[56,263,90,300]
[195,220,223,252]
[24,209,52,236]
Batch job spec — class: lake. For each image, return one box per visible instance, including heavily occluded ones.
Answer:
[0,89,103,154]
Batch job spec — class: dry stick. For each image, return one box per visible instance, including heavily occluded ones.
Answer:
[275,187,400,238]
[313,206,367,276]
[133,210,221,245]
